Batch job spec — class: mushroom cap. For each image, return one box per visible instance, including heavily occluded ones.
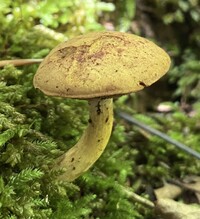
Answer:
[33,31,171,99]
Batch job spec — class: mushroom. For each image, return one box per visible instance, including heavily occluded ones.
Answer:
[33,31,171,182]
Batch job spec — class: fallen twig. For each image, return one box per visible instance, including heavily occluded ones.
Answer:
[119,185,155,209]
[0,59,43,68]
[118,111,200,160]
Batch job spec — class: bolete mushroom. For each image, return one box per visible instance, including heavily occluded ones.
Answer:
[33,31,171,182]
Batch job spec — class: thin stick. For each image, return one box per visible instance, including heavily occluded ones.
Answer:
[98,171,155,209]
[119,185,155,209]
[118,112,200,160]
[0,59,43,68]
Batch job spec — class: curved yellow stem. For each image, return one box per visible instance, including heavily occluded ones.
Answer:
[54,98,113,182]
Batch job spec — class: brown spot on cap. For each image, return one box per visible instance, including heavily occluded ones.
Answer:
[139,81,147,87]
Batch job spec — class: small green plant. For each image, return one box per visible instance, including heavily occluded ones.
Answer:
[170,50,200,101]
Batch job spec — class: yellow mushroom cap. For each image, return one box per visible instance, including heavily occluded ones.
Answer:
[33,31,171,99]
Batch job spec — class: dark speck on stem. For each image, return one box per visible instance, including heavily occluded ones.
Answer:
[96,101,102,115]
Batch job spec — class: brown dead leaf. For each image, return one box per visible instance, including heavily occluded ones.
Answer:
[182,176,200,193]
[154,183,182,200]
[169,176,200,203]
[155,199,200,219]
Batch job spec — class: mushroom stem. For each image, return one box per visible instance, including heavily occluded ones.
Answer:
[54,98,113,182]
